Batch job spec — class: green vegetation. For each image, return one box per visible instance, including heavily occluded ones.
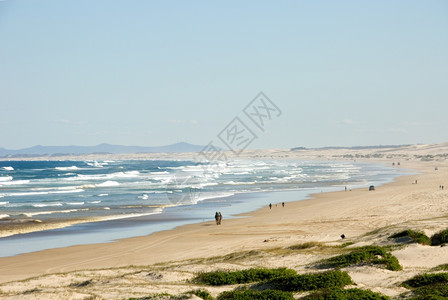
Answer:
[411,283,448,298]
[288,242,322,250]
[390,228,448,246]
[339,242,354,248]
[389,230,431,245]
[267,270,352,292]
[318,246,402,271]
[433,264,448,271]
[193,268,296,286]
[431,229,448,246]
[128,294,188,300]
[188,289,213,300]
[403,273,448,288]
[217,289,294,300]
[403,273,448,299]
[303,288,390,299]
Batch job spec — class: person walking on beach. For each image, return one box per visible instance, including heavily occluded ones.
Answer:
[282,202,285,207]
[269,203,272,209]
[218,212,222,225]
[215,212,219,225]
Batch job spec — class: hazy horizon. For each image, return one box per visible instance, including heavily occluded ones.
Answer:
[1,1,447,150]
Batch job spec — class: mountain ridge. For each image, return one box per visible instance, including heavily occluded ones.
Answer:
[0,142,205,157]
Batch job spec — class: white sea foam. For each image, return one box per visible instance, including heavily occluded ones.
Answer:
[0,201,9,205]
[22,209,78,217]
[88,201,101,204]
[0,189,84,197]
[138,194,149,200]
[98,193,108,197]
[0,179,30,186]
[0,176,13,182]
[32,203,63,208]
[66,202,85,206]
[96,181,120,187]
[2,166,14,171]
[67,171,141,181]
[0,214,10,219]
[55,166,79,171]
[223,180,256,185]
[86,160,105,168]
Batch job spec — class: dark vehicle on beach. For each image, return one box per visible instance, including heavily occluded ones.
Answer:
[369,185,375,191]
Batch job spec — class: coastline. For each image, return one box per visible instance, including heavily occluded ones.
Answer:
[0,144,447,298]
[0,160,404,257]
[1,158,446,284]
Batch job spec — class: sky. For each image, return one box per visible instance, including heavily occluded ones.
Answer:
[0,0,447,150]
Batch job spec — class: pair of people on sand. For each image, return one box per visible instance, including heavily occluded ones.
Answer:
[215,211,222,225]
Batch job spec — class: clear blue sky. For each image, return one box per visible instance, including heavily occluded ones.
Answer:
[1,0,447,149]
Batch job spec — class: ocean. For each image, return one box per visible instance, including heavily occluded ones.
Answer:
[0,159,405,256]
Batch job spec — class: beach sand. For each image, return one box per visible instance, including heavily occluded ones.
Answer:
[0,144,448,298]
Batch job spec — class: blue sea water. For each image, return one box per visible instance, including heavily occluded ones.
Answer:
[0,159,407,256]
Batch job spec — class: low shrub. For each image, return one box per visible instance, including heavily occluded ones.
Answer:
[403,272,448,288]
[303,288,390,299]
[402,273,448,299]
[433,264,448,271]
[188,289,213,300]
[318,245,402,271]
[389,230,431,245]
[288,242,322,250]
[412,283,448,298]
[267,270,352,292]
[217,289,294,300]
[194,268,296,286]
[431,229,448,246]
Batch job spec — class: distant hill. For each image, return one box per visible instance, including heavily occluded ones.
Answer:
[0,142,205,157]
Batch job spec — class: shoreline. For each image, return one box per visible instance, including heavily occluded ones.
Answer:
[0,160,404,257]
[1,158,444,284]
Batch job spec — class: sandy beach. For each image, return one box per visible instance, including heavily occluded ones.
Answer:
[1,144,448,299]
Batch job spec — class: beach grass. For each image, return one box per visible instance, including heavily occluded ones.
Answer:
[410,283,448,298]
[193,267,296,286]
[433,263,448,271]
[266,270,352,292]
[402,272,448,298]
[217,289,294,300]
[316,245,402,271]
[303,288,390,300]
[287,242,323,250]
[187,289,213,300]
[402,272,448,288]
[389,229,431,245]
[430,228,448,246]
